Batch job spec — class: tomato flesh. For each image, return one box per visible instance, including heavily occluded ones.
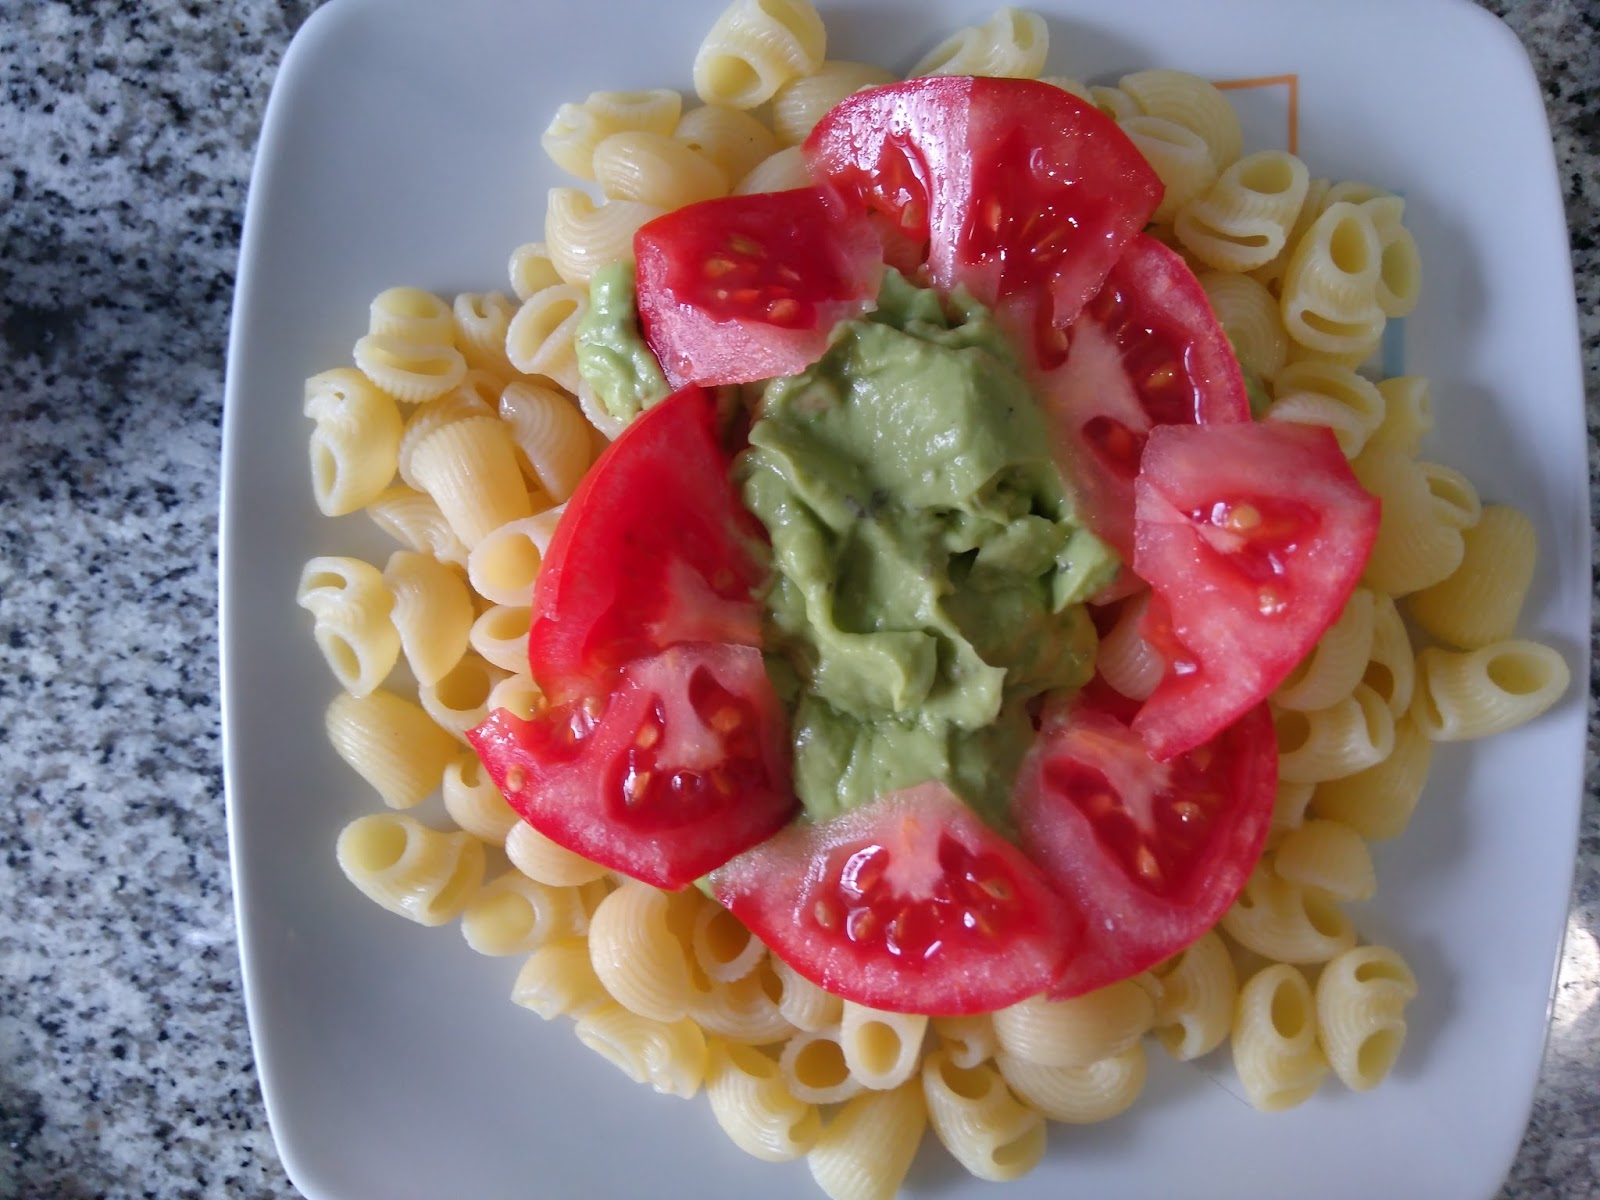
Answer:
[1012,692,1276,998]
[1131,422,1381,761]
[805,78,1162,322]
[1034,235,1250,567]
[469,644,796,889]
[526,385,767,704]
[634,188,881,388]
[710,782,1080,1015]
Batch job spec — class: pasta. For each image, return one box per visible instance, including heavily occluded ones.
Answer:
[1231,964,1330,1112]
[544,189,665,286]
[1411,641,1570,741]
[541,88,684,181]
[404,416,533,547]
[839,1001,927,1090]
[1272,819,1376,902]
[706,1039,821,1160]
[382,550,474,687]
[365,485,470,567]
[1120,69,1241,167]
[1272,684,1395,784]
[505,819,612,887]
[732,145,812,194]
[1176,151,1309,273]
[512,938,611,1020]
[335,813,485,926]
[575,1003,707,1098]
[324,688,459,810]
[1407,505,1537,649]
[505,280,589,392]
[780,1026,865,1105]
[693,0,827,109]
[1314,945,1417,1091]
[591,131,729,209]
[351,333,466,405]
[1149,929,1236,1061]
[692,902,767,983]
[1221,862,1357,964]
[1368,374,1434,454]
[1310,715,1434,841]
[451,291,516,375]
[1120,116,1218,225]
[690,962,796,1045]
[991,982,1154,1069]
[1197,271,1289,381]
[673,103,780,184]
[909,7,1049,80]
[296,556,399,697]
[467,604,531,673]
[498,380,592,502]
[921,1050,1046,1182]
[1271,588,1376,712]
[771,60,895,145]
[304,367,403,516]
[441,752,520,843]
[932,1014,998,1070]
[995,1043,1146,1123]
[1352,447,1467,596]
[1278,202,1386,358]
[586,880,702,1023]
[417,653,507,742]
[507,242,563,303]
[772,957,844,1032]
[806,1081,926,1200]
[460,869,587,956]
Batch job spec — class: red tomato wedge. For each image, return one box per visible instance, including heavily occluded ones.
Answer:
[1034,235,1250,567]
[804,78,1162,323]
[709,782,1080,1015]
[526,385,767,704]
[1131,422,1381,761]
[468,644,796,890]
[1012,691,1276,999]
[634,188,882,388]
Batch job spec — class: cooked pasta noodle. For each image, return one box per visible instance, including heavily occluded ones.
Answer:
[1411,641,1570,741]
[733,145,812,194]
[1231,964,1329,1112]
[1094,591,1164,702]
[690,962,796,1045]
[839,1001,927,1090]
[1363,593,1416,716]
[996,1043,1146,1123]
[1315,945,1417,1091]
[1273,819,1375,902]
[541,88,684,181]
[505,281,589,393]
[1353,448,1467,596]
[485,671,541,721]
[1270,779,1316,835]
[587,880,702,1022]
[991,982,1154,1069]
[544,189,665,286]
[1279,202,1386,358]
[441,752,520,843]
[366,485,470,566]
[1369,374,1435,454]
[1149,929,1236,1061]
[325,688,459,809]
[1310,715,1432,841]
[1407,505,1536,649]
[304,367,403,516]
[780,1026,864,1104]
[498,379,592,502]
[772,957,844,1032]
[367,285,455,342]
[1177,151,1309,273]
[507,242,563,303]
[1272,588,1376,711]
[771,60,895,145]
[1198,271,1289,381]
[1272,684,1395,784]
[931,1014,997,1070]
[336,813,485,925]
[592,130,729,209]
[1120,69,1241,168]
[693,0,827,109]
[575,1002,707,1098]
[1221,862,1357,963]
[352,333,466,405]
[706,1040,821,1160]
[692,902,766,983]
[451,291,516,375]
[461,869,587,956]
[674,103,780,184]
[807,1081,926,1200]
[405,415,533,549]
[418,652,506,742]
[1089,84,1139,121]
[296,556,399,697]
[1120,116,1217,225]
[512,937,611,1019]
[921,1050,1046,1182]
[909,7,1049,80]
[382,550,473,686]
[504,819,611,888]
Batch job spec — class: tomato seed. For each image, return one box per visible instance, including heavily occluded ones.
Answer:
[710,706,742,734]
[504,766,526,793]
[704,257,736,278]
[624,770,652,805]
[728,234,762,257]
[1135,844,1162,882]
[813,897,841,931]
[847,907,878,943]
[767,297,800,323]
[635,723,661,750]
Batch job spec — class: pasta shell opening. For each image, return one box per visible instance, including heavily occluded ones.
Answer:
[342,814,409,874]
[1268,976,1309,1038]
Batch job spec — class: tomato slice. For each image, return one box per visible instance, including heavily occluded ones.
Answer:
[1012,692,1276,999]
[634,188,882,389]
[805,78,1162,322]
[709,782,1080,1015]
[526,385,767,704]
[1033,235,1250,567]
[469,644,796,889]
[1131,422,1381,761]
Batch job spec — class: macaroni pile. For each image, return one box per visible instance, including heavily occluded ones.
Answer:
[296,3,1571,1196]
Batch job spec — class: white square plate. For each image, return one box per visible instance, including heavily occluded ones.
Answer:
[220,2,1589,1197]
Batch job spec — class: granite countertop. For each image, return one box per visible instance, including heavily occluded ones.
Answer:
[0,1,1594,1197]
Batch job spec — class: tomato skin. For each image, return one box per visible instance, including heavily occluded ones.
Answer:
[526,385,768,705]
[1034,235,1250,567]
[709,782,1081,1015]
[805,78,1162,322]
[634,188,882,388]
[1131,421,1382,761]
[1011,693,1276,999]
[469,644,797,890]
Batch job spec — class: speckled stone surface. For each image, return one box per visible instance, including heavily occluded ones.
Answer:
[0,1,1593,1198]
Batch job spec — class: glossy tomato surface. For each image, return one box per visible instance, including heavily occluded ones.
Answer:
[1131,421,1381,760]
[469,644,796,890]
[805,77,1161,323]
[634,188,881,388]
[710,782,1081,1015]
[1012,691,1277,998]
[1034,234,1249,567]
[525,385,767,704]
